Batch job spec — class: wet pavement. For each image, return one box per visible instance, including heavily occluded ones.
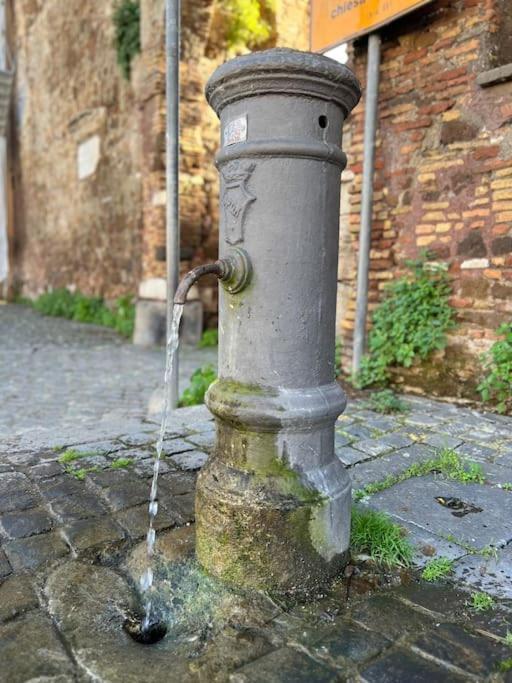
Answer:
[1,305,512,681]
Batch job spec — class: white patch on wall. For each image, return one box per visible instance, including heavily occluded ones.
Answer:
[138,277,167,301]
[461,258,489,270]
[77,135,101,180]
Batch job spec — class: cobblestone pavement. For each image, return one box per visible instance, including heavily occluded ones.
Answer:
[0,391,511,681]
[0,304,217,442]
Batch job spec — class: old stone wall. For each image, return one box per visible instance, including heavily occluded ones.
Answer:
[339,0,512,400]
[10,0,142,300]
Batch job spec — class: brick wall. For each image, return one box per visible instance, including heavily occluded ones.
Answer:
[339,0,512,401]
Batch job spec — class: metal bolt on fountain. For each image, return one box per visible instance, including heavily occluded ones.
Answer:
[175,48,361,595]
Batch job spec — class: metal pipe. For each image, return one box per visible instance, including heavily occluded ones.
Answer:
[165,0,180,406]
[173,261,226,306]
[352,32,381,374]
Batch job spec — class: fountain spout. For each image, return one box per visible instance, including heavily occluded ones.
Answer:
[173,248,253,305]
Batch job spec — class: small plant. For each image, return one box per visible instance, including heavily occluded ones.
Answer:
[58,449,97,464]
[365,389,409,415]
[355,255,456,388]
[179,365,217,407]
[113,0,140,79]
[499,659,512,673]
[224,0,275,52]
[505,631,512,647]
[65,466,99,480]
[354,448,484,501]
[29,289,135,338]
[198,328,218,348]
[502,483,512,491]
[478,322,512,414]
[468,591,495,612]
[421,556,454,582]
[110,457,133,469]
[351,507,413,568]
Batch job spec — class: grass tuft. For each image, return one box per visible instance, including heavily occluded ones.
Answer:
[354,447,484,501]
[351,507,413,568]
[65,466,99,480]
[110,457,133,469]
[468,591,495,612]
[421,556,454,582]
[58,449,96,464]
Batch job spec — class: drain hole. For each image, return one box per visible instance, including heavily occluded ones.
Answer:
[318,115,328,128]
[124,616,167,645]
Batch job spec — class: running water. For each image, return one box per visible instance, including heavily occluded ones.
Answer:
[140,303,184,631]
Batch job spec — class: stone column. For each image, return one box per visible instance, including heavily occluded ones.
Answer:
[196,49,360,595]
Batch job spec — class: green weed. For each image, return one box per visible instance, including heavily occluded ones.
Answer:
[498,659,512,673]
[29,289,135,338]
[198,329,218,348]
[469,591,495,612]
[113,0,140,79]
[354,448,484,501]
[179,365,217,407]
[355,254,456,388]
[110,457,133,469]
[351,507,413,568]
[501,483,512,491]
[58,449,97,464]
[478,322,512,414]
[421,557,454,582]
[65,466,99,480]
[505,631,512,647]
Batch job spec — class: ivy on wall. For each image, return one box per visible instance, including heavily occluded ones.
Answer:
[224,0,276,51]
[478,322,512,414]
[355,256,456,388]
[113,0,141,80]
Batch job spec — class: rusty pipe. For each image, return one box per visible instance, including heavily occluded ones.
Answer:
[173,261,228,305]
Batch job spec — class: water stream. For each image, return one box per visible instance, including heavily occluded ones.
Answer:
[139,302,184,631]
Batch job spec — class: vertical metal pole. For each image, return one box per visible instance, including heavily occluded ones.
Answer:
[166,0,180,406]
[352,32,381,374]
[0,0,8,291]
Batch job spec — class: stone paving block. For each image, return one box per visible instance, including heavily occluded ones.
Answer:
[405,412,447,428]
[364,416,398,433]
[29,460,64,479]
[0,506,54,539]
[97,480,150,512]
[232,646,339,682]
[352,438,394,457]
[393,581,469,620]
[386,518,467,568]
[186,431,215,449]
[107,446,154,462]
[115,503,178,539]
[359,646,466,682]
[170,449,208,471]
[380,432,414,449]
[38,474,85,501]
[0,610,75,682]
[343,423,374,441]
[160,437,197,456]
[336,446,371,467]
[173,492,195,523]
[64,516,126,553]
[311,620,391,667]
[456,442,499,463]
[422,433,463,449]
[368,476,512,549]
[350,593,434,639]
[133,456,173,478]
[3,531,69,570]
[452,546,512,599]
[159,470,197,496]
[468,602,512,640]
[0,573,38,622]
[50,491,108,522]
[0,471,40,512]
[0,547,11,578]
[350,444,435,490]
[410,622,511,677]
[118,430,157,448]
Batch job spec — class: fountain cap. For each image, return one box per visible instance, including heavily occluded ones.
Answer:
[206,48,361,118]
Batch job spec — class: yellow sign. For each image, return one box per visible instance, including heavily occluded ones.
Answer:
[311,0,433,52]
